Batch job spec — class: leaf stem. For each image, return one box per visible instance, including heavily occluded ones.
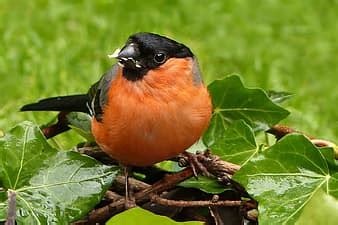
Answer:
[5,190,16,225]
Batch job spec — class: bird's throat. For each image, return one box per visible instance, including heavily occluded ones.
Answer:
[122,67,148,81]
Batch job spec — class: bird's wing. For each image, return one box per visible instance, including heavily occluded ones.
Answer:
[88,64,119,121]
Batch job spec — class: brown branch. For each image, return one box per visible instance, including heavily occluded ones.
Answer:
[105,190,122,201]
[151,194,247,207]
[267,125,337,150]
[310,139,336,148]
[112,175,150,194]
[42,112,70,139]
[267,124,306,140]
[197,150,240,177]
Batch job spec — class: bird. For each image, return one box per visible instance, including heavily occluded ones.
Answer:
[21,32,213,207]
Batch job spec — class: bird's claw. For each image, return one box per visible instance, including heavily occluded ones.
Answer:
[124,197,136,209]
[178,152,212,177]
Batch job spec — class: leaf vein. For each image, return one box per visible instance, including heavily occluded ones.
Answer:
[13,126,29,189]
[17,193,41,225]
[16,171,113,192]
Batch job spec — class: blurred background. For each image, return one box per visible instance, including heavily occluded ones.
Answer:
[0,0,337,147]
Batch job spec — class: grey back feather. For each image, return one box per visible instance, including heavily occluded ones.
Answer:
[191,57,203,85]
[88,64,118,121]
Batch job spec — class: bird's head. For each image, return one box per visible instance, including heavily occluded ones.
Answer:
[108,32,194,81]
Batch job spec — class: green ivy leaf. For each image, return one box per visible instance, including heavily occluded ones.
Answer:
[208,75,289,129]
[106,207,203,225]
[0,121,117,224]
[204,119,258,166]
[296,189,338,225]
[179,176,229,194]
[156,161,182,173]
[267,90,294,104]
[0,192,7,221]
[66,112,94,141]
[233,134,338,225]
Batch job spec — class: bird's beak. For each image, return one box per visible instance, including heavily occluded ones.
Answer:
[117,43,139,59]
[108,43,142,69]
[107,48,121,59]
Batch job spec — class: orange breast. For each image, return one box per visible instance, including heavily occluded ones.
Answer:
[91,58,212,166]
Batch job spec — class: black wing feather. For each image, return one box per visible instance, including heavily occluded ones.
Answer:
[21,64,119,122]
[20,95,89,113]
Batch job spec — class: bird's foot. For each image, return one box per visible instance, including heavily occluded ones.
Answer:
[123,166,137,209]
[124,195,136,209]
[178,151,212,177]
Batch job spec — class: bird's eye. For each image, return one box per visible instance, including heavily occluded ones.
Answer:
[154,53,166,64]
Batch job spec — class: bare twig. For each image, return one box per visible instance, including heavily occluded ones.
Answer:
[112,175,150,194]
[105,190,122,201]
[310,139,336,148]
[197,150,241,177]
[267,124,306,140]
[267,125,337,158]
[151,194,246,207]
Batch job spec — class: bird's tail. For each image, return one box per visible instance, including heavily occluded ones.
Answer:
[20,94,90,113]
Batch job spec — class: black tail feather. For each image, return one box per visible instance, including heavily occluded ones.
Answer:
[20,94,90,113]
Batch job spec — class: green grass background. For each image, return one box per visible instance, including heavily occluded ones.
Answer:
[0,0,337,147]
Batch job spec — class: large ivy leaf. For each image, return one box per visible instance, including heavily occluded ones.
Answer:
[296,189,338,225]
[208,75,289,129]
[233,134,338,225]
[106,207,203,225]
[0,121,117,224]
[203,119,258,166]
